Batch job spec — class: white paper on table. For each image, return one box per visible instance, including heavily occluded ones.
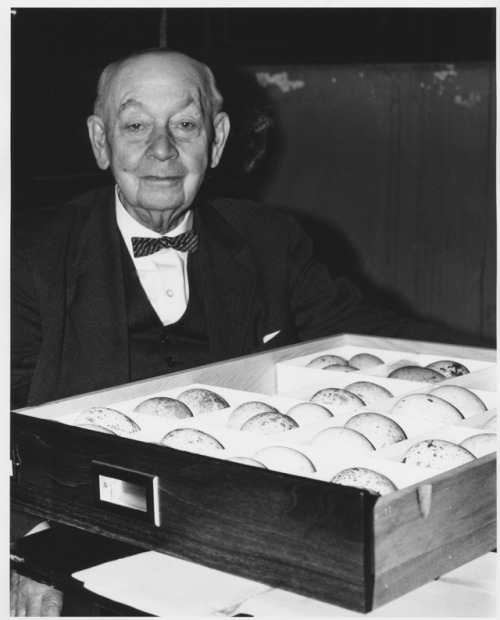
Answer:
[72,550,497,617]
[72,550,272,617]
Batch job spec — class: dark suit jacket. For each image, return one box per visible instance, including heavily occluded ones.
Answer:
[11,186,473,408]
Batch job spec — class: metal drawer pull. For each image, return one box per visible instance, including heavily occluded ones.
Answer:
[91,461,160,526]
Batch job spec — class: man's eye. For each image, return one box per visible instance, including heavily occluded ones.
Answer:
[172,120,201,136]
[127,123,145,131]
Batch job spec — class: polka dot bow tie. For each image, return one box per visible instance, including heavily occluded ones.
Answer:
[131,231,199,258]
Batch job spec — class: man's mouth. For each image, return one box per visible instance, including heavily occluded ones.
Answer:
[143,175,181,182]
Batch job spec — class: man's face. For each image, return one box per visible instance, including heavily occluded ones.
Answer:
[88,53,228,225]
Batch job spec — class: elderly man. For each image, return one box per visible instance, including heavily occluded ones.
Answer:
[12,48,475,411]
[10,48,484,615]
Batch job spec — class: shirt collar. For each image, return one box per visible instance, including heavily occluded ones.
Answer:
[115,186,193,259]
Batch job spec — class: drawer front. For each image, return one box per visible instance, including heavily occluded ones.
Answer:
[11,412,378,612]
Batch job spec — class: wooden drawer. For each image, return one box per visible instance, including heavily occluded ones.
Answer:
[11,334,497,613]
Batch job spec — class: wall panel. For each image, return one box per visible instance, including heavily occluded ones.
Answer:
[245,63,495,342]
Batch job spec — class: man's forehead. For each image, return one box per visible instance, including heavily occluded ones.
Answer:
[115,53,202,90]
[108,58,204,110]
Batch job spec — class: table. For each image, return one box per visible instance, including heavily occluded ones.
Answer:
[11,524,497,617]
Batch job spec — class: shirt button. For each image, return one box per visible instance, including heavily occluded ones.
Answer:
[165,356,176,367]
[160,333,170,345]
[166,289,174,297]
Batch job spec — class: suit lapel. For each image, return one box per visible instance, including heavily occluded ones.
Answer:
[193,201,261,361]
[64,188,130,390]
[62,193,261,395]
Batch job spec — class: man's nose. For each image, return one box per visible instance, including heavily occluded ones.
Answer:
[147,128,178,160]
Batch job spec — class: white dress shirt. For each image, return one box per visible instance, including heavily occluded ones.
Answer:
[116,189,192,326]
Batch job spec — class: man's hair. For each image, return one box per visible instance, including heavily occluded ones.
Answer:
[93,47,224,120]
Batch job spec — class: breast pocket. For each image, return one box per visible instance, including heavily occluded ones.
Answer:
[259,328,297,351]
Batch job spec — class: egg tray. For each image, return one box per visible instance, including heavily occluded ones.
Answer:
[10,333,497,613]
[48,379,496,491]
[275,343,495,392]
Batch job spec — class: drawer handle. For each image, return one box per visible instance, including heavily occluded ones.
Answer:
[91,461,160,526]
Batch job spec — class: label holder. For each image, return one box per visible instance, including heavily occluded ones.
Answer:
[91,461,160,526]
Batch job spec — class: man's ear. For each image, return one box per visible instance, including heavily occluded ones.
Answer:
[87,115,110,170]
[210,112,230,169]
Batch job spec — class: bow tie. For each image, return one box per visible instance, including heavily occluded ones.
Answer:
[131,231,199,258]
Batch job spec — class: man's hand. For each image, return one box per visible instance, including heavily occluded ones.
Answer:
[10,571,63,616]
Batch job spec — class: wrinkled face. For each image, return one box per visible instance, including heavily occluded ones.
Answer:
[88,53,228,221]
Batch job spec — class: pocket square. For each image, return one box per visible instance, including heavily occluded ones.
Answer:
[263,330,281,344]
